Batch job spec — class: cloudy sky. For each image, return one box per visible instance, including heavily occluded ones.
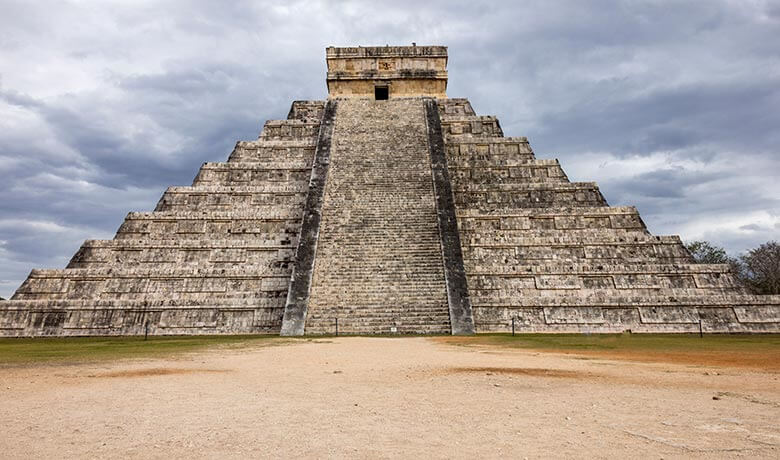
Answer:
[1,0,779,298]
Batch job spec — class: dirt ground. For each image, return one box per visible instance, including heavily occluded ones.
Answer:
[1,337,778,459]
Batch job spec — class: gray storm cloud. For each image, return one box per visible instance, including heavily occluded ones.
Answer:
[1,0,779,298]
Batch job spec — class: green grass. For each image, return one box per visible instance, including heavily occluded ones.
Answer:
[0,335,287,366]
[443,333,780,353]
[3,333,778,367]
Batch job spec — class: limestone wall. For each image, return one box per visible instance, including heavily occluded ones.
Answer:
[327,79,447,99]
[326,45,448,98]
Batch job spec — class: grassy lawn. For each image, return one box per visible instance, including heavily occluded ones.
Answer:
[436,333,780,370]
[0,335,287,366]
[3,333,779,369]
[441,333,780,352]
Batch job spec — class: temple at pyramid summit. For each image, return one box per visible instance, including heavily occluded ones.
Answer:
[2,45,779,336]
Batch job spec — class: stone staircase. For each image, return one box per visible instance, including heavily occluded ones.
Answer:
[304,99,451,334]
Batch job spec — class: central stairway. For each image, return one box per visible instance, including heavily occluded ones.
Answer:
[304,98,451,334]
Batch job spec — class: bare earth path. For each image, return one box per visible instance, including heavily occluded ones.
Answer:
[1,337,778,458]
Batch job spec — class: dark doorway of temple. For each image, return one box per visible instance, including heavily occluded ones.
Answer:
[375,86,388,100]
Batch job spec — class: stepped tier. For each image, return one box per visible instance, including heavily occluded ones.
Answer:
[193,161,311,186]
[445,137,535,164]
[287,100,326,122]
[472,295,780,333]
[440,115,503,138]
[0,297,282,337]
[1,96,325,335]
[453,182,608,209]
[259,119,320,141]
[450,159,568,184]
[457,207,647,232]
[461,234,693,265]
[438,98,476,116]
[116,211,302,240]
[435,96,777,333]
[12,268,290,300]
[66,238,296,270]
[468,263,742,297]
[155,185,307,211]
[306,309,452,335]
[228,139,316,163]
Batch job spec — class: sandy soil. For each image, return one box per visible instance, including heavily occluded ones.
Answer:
[1,337,778,459]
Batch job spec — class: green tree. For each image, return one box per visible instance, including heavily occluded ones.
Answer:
[740,241,780,295]
[685,240,732,264]
[685,240,748,291]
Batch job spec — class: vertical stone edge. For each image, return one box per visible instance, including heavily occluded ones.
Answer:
[280,100,338,336]
[424,99,475,335]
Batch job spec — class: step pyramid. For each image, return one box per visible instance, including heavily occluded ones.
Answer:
[1,45,778,336]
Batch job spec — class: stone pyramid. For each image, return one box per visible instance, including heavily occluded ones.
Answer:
[2,45,778,336]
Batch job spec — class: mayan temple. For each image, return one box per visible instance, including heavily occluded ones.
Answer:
[2,45,778,336]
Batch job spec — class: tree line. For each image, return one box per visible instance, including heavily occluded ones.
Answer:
[685,240,780,295]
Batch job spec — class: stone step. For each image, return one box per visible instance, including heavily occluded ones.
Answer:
[465,255,692,267]
[306,317,450,327]
[311,284,450,293]
[447,155,537,167]
[259,119,320,141]
[449,159,568,184]
[82,237,297,249]
[446,138,534,165]
[305,325,450,335]
[471,297,780,334]
[454,181,603,193]
[463,244,692,266]
[2,294,285,311]
[318,234,441,241]
[457,206,646,232]
[193,161,311,187]
[471,293,780,308]
[229,139,316,163]
[306,314,451,323]
[310,292,451,299]
[468,264,742,292]
[467,262,733,276]
[287,100,326,122]
[0,298,284,337]
[471,287,745,301]
[454,182,607,209]
[308,308,451,316]
[440,115,503,138]
[116,210,302,240]
[67,238,297,269]
[308,321,450,328]
[437,98,476,116]
[451,158,558,167]
[12,268,291,300]
[155,185,307,211]
[461,232,682,246]
[307,322,451,331]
